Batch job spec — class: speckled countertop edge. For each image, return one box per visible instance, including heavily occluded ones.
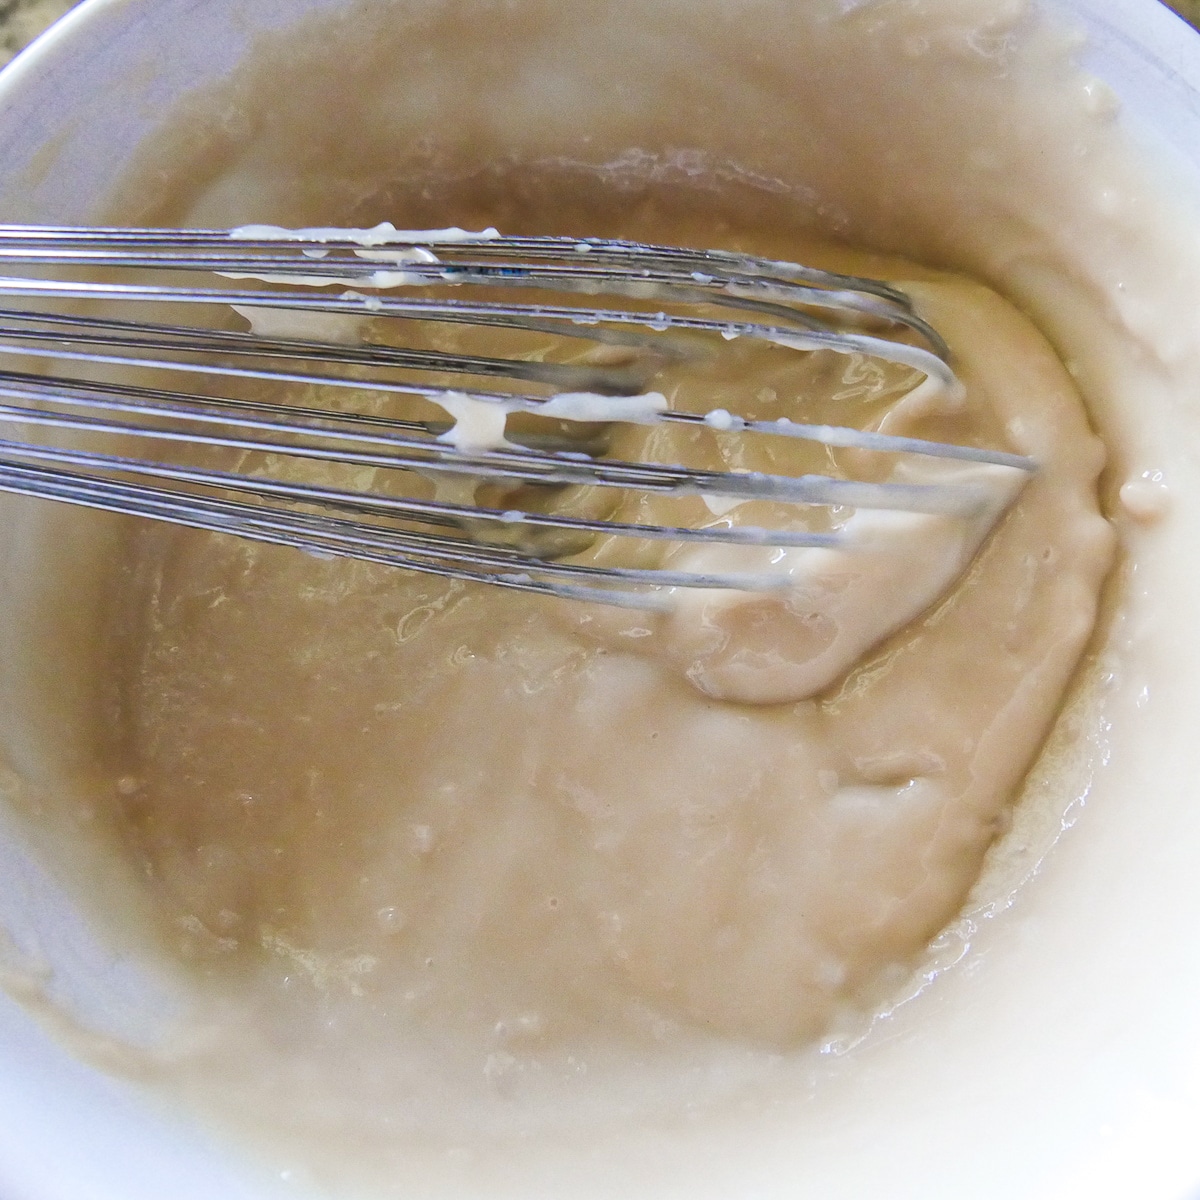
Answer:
[0,0,75,66]
[1166,0,1200,27]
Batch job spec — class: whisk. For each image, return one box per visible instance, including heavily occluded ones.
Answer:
[0,223,1033,608]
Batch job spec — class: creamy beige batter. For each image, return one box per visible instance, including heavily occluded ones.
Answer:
[90,210,1109,1102]
[6,0,1192,1194]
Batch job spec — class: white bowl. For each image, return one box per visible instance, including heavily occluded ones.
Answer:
[1,1,1200,1197]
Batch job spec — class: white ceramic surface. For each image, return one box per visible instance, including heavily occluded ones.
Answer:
[0,2,1198,1198]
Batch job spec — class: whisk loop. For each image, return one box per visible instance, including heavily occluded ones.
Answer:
[0,223,1034,608]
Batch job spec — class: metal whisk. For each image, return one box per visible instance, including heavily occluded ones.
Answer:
[0,223,1033,608]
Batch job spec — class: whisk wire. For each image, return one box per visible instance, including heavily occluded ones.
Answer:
[0,225,1034,607]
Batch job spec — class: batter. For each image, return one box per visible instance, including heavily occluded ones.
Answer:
[101,215,1110,1066]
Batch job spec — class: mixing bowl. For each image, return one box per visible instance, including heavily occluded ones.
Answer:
[1,1,1199,1197]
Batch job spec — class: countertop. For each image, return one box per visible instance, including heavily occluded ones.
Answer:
[1169,0,1200,25]
[0,0,74,66]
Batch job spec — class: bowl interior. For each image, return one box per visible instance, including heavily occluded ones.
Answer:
[1,2,1200,1198]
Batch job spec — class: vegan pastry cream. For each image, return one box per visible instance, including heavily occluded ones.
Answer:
[110,252,1109,1059]
[5,0,1197,1193]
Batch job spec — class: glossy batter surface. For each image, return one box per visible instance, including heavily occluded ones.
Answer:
[100,225,1110,1097]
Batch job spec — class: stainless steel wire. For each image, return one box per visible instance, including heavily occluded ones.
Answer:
[0,225,1034,608]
